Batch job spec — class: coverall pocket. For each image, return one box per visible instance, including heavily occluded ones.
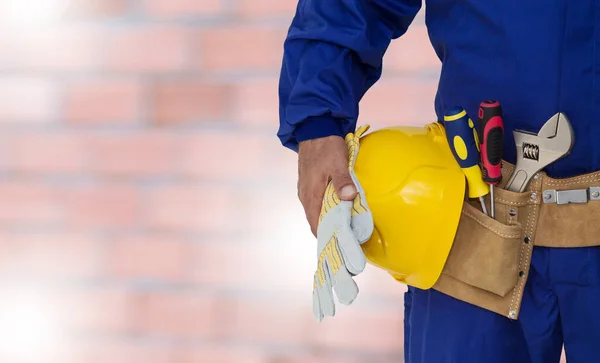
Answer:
[442,202,523,297]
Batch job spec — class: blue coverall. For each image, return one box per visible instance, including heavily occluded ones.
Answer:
[278,1,600,362]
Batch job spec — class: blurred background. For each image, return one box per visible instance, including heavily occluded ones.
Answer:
[0,0,441,362]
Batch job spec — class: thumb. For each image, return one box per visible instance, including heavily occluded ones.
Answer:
[332,167,357,201]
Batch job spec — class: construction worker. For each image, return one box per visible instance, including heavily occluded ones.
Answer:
[277,1,600,363]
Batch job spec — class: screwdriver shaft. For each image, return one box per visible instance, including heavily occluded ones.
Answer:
[479,197,488,216]
[490,186,495,219]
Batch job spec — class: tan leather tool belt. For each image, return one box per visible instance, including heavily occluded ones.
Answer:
[432,161,600,320]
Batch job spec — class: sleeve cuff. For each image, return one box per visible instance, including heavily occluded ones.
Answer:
[295,116,345,143]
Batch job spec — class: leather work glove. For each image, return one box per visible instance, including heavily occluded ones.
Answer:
[312,125,374,322]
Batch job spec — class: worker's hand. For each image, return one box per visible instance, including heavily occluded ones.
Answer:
[298,135,357,236]
[311,125,374,321]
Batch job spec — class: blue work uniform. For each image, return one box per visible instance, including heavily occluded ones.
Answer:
[278,0,600,362]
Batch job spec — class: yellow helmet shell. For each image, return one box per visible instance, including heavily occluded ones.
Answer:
[355,122,466,289]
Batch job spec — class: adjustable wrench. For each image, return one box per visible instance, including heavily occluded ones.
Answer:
[505,112,574,192]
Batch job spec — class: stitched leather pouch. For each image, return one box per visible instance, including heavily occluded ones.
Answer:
[441,202,522,297]
[432,179,535,319]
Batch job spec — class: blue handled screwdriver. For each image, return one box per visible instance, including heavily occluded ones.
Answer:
[444,106,490,215]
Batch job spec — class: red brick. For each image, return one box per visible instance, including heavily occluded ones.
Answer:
[0,134,12,170]
[192,225,398,295]
[65,79,143,124]
[269,153,298,182]
[87,132,178,176]
[152,81,230,124]
[102,27,189,73]
[65,0,130,18]
[316,308,404,353]
[183,346,267,363]
[385,24,441,73]
[236,0,298,17]
[0,77,56,123]
[196,27,286,71]
[209,270,404,352]
[0,233,104,279]
[214,298,314,345]
[359,78,438,128]
[178,132,273,180]
[192,230,313,292]
[143,0,222,17]
[355,267,407,300]
[59,288,134,333]
[267,152,301,180]
[193,243,273,288]
[0,26,102,71]
[199,185,313,254]
[0,182,62,225]
[234,186,308,234]
[64,185,142,229]
[232,80,278,126]
[143,185,233,232]
[110,234,190,281]
[4,132,88,174]
[70,342,184,363]
[265,354,369,363]
[264,137,298,183]
[132,292,214,337]
[178,130,297,183]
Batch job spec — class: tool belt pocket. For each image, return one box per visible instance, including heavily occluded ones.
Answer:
[433,163,541,319]
[441,201,523,298]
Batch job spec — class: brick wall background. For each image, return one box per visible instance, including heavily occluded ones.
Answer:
[0,1,443,362]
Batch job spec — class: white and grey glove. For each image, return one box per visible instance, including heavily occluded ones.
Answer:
[312,125,374,322]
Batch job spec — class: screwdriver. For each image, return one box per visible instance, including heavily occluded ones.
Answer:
[444,106,490,215]
[477,100,504,219]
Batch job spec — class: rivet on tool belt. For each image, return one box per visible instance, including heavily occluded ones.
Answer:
[542,187,600,205]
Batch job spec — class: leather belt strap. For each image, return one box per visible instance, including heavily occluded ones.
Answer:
[499,161,600,248]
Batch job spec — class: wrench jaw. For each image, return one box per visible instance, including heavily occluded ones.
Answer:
[505,112,575,192]
[537,113,561,138]
[552,113,575,152]
[536,112,574,167]
[537,112,573,141]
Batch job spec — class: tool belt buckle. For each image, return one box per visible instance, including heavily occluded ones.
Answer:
[542,187,600,205]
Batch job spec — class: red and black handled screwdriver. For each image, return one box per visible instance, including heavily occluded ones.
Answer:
[478,100,504,219]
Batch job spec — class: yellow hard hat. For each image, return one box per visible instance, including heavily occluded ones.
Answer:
[354,122,466,289]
